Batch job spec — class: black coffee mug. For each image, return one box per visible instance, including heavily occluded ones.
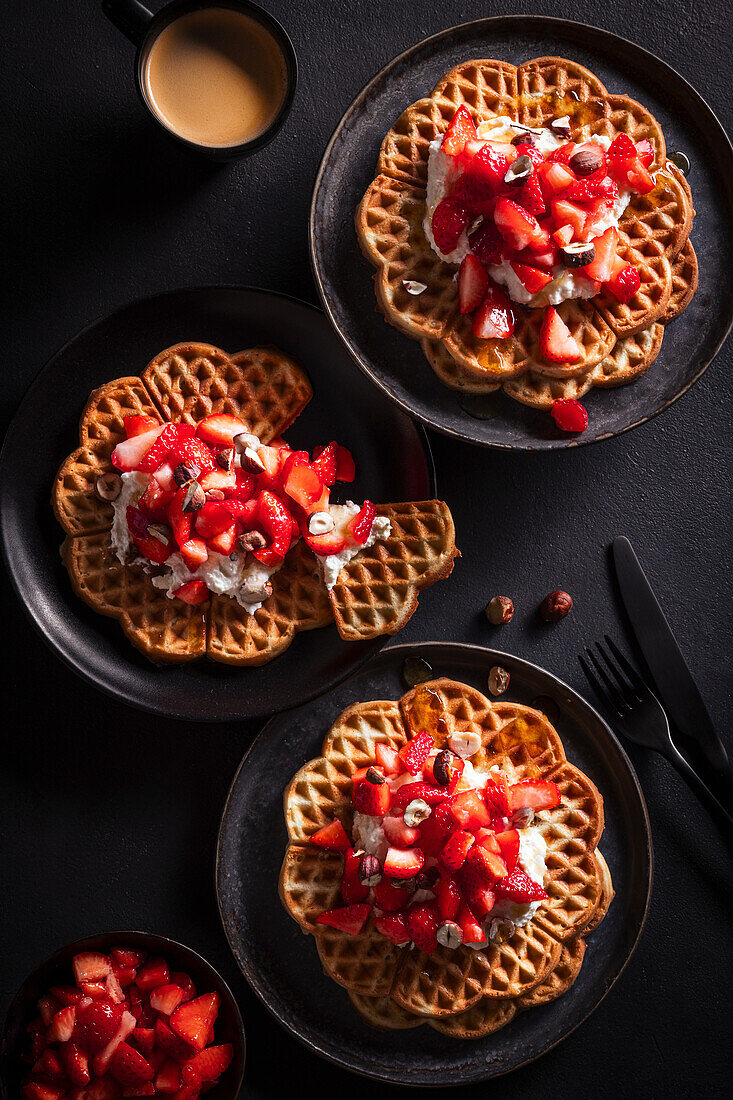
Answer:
[102,0,297,159]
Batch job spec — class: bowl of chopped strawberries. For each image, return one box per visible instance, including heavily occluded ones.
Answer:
[0,931,245,1099]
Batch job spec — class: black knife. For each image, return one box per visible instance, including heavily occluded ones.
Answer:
[612,536,731,782]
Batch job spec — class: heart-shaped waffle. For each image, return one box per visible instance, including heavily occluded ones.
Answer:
[279,678,613,1038]
[356,57,696,405]
[53,344,457,664]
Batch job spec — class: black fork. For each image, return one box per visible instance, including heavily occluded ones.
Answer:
[580,635,733,832]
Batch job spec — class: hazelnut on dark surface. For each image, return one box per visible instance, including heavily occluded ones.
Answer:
[485,596,514,625]
[540,590,573,621]
[488,666,510,696]
[94,472,121,502]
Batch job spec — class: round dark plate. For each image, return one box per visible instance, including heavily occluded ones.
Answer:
[0,287,435,721]
[310,16,733,450]
[216,641,652,1086]
[0,930,245,1100]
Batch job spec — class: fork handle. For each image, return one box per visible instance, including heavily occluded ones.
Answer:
[662,740,733,833]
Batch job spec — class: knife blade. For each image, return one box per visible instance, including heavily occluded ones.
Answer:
[612,535,731,779]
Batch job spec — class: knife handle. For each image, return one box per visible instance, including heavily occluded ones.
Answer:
[662,739,733,835]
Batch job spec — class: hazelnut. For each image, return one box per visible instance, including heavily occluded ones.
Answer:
[365,766,386,786]
[94,472,121,502]
[238,446,266,475]
[436,920,464,949]
[488,666,510,696]
[241,578,273,603]
[550,115,571,136]
[206,489,225,501]
[503,154,533,186]
[403,798,431,827]
[216,448,234,471]
[181,480,205,513]
[358,854,382,886]
[238,530,267,553]
[489,917,516,944]
[147,523,172,545]
[511,130,535,146]
[432,748,457,787]
[569,147,604,176]
[308,511,335,535]
[448,730,482,759]
[485,596,514,625]
[540,590,573,622]
[173,462,199,487]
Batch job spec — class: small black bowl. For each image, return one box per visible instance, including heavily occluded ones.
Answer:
[0,931,245,1098]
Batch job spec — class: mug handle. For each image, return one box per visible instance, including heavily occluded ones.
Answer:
[101,0,154,46]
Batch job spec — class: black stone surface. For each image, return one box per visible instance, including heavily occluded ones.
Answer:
[1,2,731,1097]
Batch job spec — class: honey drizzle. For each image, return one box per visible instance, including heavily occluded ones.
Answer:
[407,686,448,738]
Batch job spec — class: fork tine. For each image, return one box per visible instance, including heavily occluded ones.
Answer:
[595,640,638,706]
[604,635,646,693]
[586,646,629,713]
[579,651,623,716]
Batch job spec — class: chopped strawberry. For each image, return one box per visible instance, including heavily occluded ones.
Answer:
[494,867,548,902]
[461,845,507,891]
[133,957,169,993]
[126,506,172,564]
[335,445,355,482]
[315,903,372,935]
[513,174,547,217]
[581,200,615,242]
[341,849,369,904]
[348,500,376,544]
[108,1042,154,1086]
[458,254,489,315]
[606,133,637,183]
[431,197,468,255]
[253,490,293,565]
[461,882,496,920]
[92,1010,137,1076]
[111,426,164,471]
[467,142,511,188]
[551,398,588,432]
[468,220,505,265]
[50,984,84,1006]
[414,812,449,857]
[552,223,574,247]
[551,198,587,240]
[124,415,159,439]
[136,424,193,473]
[198,468,237,493]
[605,263,641,303]
[155,1058,181,1093]
[457,903,486,945]
[59,1040,90,1086]
[494,829,520,871]
[149,984,186,1016]
[374,911,410,945]
[167,434,216,477]
[32,1049,64,1079]
[130,1027,155,1057]
[548,141,576,165]
[564,174,617,203]
[494,197,545,250]
[21,1085,66,1100]
[179,538,208,572]
[207,523,237,555]
[374,743,403,775]
[406,902,439,954]
[75,1000,124,1053]
[181,1043,233,1085]
[475,828,500,852]
[452,173,495,214]
[391,781,447,809]
[282,462,324,513]
[441,105,477,156]
[508,779,561,812]
[195,413,248,446]
[169,993,219,1055]
[513,142,544,166]
[193,501,231,539]
[383,846,424,879]
[510,261,552,294]
[383,814,421,848]
[440,829,475,871]
[309,819,351,851]
[373,877,410,912]
[581,225,619,282]
[154,1020,194,1064]
[173,580,209,605]
[635,138,654,167]
[398,730,435,775]
[73,953,112,984]
[311,442,338,485]
[449,790,492,830]
[436,875,462,921]
[170,973,196,1004]
[47,1005,77,1043]
[483,775,510,819]
[539,306,581,363]
[472,283,516,339]
[304,528,347,557]
[353,769,391,816]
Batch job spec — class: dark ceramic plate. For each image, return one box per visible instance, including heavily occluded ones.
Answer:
[216,641,652,1086]
[311,16,733,449]
[0,931,245,1099]
[0,287,435,721]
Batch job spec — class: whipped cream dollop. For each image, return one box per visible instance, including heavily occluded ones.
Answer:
[423,118,633,306]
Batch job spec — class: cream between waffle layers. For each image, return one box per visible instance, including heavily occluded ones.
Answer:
[356,56,698,427]
[279,679,613,1038]
[52,343,458,665]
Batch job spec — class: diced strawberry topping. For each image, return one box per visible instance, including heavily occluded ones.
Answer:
[374,743,403,775]
[373,877,410,912]
[373,911,410,945]
[169,993,219,1054]
[124,415,160,439]
[348,500,376,544]
[436,874,462,921]
[173,580,209,605]
[195,413,249,446]
[494,197,545,251]
[457,903,486,945]
[440,105,477,156]
[494,867,548,902]
[440,829,475,871]
[468,220,505,265]
[513,174,547,217]
[311,442,338,485]
[341,848,369,904]
[494,829,520,872]
[449,789,493,830]
[253,490,293,565]
[472,283,516,339]
[508,779,561,812]
[316,903,372,935]
[605,262,641,303]
[406,902,440,954]
[181,1043,233,1085]
[309,819,351,851]
[551,398,589,432]
[353,769,392,816]
[510,261,552,294]
[431,197,468,255]
[397,730,435,775]
[383,846,424,879]
[539,306,581,364]
[458,254,490,314]
[383,814,421,848]
[467,142,512,188]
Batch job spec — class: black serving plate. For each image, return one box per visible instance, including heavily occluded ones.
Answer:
[216,641,652,1086]
[311,16,733,450]
[0,287,436,721]
[0,930,245,1099]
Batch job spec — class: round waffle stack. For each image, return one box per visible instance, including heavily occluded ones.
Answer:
[52,343,458,664]
[356,57,698,407]
[279,678,613,1038]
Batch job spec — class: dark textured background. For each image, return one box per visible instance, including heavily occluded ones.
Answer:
[2,1,732,1096]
